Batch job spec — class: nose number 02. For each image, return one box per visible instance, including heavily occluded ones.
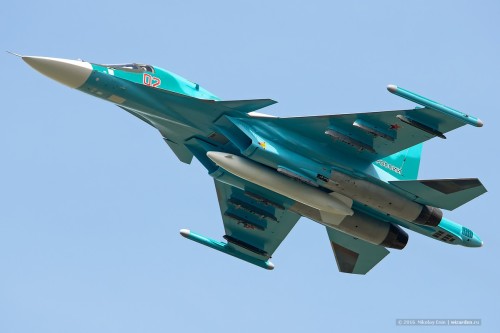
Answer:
[143,73,161,87]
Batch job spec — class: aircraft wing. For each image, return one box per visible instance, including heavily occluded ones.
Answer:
[212,179,301,266]
[211,178,390,273]
[256,107,469,162]
[326,226,389,274]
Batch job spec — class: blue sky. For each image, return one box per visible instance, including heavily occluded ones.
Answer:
[1,1,499,332]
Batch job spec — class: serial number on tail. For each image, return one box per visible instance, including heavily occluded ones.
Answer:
[375,160,402,175]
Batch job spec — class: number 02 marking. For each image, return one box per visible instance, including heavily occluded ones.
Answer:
[143,73,161,87]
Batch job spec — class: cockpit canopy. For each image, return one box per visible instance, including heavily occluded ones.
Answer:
[102,63,155,73]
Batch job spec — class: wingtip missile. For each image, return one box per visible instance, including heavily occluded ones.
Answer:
[179,228,190,237]
[387,84,484,127]
[386,84,397,93]
[179,229,275,270]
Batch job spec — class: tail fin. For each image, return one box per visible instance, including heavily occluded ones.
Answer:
[376,143,423,180]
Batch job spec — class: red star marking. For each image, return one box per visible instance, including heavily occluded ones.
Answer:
[390,124,401,130]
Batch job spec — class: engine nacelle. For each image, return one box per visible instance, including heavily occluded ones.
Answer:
[321,171,443,227]
[289,201,409,250]
[334,210,408,249]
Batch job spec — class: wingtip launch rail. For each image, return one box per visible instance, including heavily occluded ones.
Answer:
[387,84,484,127]
[180,229,275,270]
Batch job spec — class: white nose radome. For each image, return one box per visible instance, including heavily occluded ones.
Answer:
[22,56,92,88]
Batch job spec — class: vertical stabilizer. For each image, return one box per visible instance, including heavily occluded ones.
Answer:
[376,143,423,180]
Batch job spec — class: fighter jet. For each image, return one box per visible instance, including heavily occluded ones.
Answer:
[16,54,487,274]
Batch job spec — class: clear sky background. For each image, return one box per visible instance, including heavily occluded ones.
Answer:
[1,1,499,332]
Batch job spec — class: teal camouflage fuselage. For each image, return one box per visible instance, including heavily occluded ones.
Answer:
[19,55,486,274]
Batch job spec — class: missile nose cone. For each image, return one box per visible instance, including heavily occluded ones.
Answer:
[387,84,398,93]
[180,229,191,237]
[22,56,92,88]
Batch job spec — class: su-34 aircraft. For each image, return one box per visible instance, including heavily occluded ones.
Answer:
[16,53,487,274]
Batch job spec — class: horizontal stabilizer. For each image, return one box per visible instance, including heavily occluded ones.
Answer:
[390,178,487,210]
[326,227,389,275]
[215,99,277,113]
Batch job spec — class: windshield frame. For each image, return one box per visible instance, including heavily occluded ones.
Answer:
[100,63,155,73]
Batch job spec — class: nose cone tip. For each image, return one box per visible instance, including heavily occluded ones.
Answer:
[22,56,92,88]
